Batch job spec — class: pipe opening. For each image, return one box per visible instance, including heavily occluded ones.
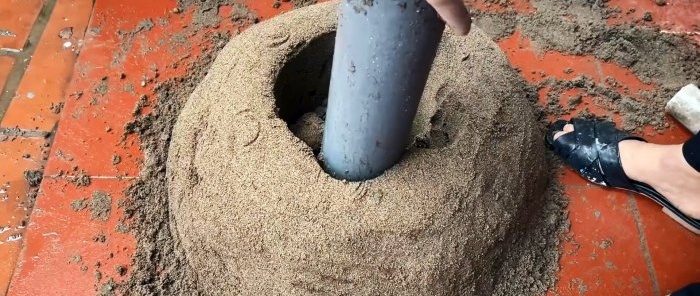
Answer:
[274,31,458,157]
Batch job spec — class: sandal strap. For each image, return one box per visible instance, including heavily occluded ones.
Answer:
[594,120,646,188]
[549,118,645,189]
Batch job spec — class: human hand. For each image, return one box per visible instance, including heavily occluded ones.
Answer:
[426,0,472,35]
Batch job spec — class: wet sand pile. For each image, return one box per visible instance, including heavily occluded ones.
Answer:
[166,2,565,295]
[116,0,700,294]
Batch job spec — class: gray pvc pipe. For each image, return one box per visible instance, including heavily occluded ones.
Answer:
[321,0,445,181]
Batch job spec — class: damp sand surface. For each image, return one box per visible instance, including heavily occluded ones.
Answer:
[116,0,698,295]
[475,0,699,131]
[167,2,564,295]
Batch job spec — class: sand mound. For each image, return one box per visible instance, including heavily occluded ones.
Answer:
[168,2,551,294]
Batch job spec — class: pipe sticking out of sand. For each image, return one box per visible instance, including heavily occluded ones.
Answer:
[321,0,445,181]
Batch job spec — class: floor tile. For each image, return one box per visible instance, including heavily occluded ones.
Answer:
[0,0,44,52]
[38,0,282,178]
[498,31,654,96]
[0,136,47,295]
[244,0,295,19]
[646,117,694,145]
[607,0,700,32]
[7,0,253,293]
[606,0,700,44]
[550,185,657,296]
[37,0,204,178]
[1,0,93,131]
[636,194,700,295]
[39,87,142,178]
[498,22,697,296]
[7,178,135,296]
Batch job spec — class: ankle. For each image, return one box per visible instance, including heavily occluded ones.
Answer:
[659,144,698,178]
[628,143,700,220]
[619,140,661,183]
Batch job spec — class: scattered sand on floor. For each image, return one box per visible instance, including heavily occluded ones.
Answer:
[475,0,699,132]
[90,191,112,221]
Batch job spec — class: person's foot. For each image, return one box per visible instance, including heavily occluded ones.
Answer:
[554,124,700,219]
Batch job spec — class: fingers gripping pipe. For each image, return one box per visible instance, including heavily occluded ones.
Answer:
[321,0,445,181]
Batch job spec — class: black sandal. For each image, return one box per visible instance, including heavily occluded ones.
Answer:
[672,283,700,296]
[546,118,700,235]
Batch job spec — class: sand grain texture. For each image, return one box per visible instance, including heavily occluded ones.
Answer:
[167,2,563,295]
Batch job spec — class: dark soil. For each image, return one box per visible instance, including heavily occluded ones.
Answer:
[120,74,206,295]
[71,170,91,187]
[93,233,107,243]
[23,170,43,187]
[177,0,259,29]
[71,198,88,212]
[90,191,112,221]
[50,102,65,114]
[94,77,109,97]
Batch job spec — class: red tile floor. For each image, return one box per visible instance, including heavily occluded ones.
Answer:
[0,0,697,295]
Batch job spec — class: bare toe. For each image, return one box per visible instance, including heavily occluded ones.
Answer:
[553,124,574,140]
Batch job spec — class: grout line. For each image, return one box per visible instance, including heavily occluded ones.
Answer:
[0,127,51,138]
[0,0,58,122]
[2,1,93,294]
[0,49,21,55]
[0,0,57,295]
[628,194,661,296]
[89,176,138,180]
[594,59,605,82]
[44,174,138,180]
[659,30,699,36]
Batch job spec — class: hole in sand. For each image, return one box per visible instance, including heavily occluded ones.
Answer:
[414,103,460,149]
[167,5,568,293]
[274,32,335,155]
[274,32,458,155]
